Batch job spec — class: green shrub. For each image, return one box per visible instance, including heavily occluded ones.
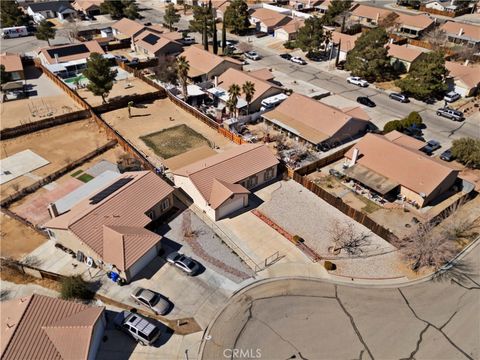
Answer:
[283,40,296,49]
[383,120,404,133]
[60,276,94,300]
[403,111,423,127]
[324,261,337,271]
[451,137,480,169]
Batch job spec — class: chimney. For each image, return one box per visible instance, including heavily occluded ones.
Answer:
[48,203,59,218]
[350,148,359,167]
[214,76,219,87]
[458,28,464,36]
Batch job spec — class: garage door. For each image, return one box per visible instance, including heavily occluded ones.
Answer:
[216,195,247,220]
[128,246,158,279]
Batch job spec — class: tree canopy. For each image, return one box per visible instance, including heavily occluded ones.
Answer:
[154,57,178,85]
[395,51,449,100]
[164,3,181,31]
[223,0,250,35]
[321,0,352,26]
[101,0,139,19]
[294,16,330,53]
[189,5,213,35]
[451,138,480,169]
[35,20,56,46]
[0,0,29,27]
[383,112,423,133]
[83,53,118,104]
[177,56,190,99]
[345,27,394,82]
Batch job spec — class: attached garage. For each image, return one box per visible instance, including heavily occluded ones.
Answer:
[215,194,249,220]
[126,244,160,280]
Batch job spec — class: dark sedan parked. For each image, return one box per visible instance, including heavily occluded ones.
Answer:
[356,96,376,107]
[280,53,292,60]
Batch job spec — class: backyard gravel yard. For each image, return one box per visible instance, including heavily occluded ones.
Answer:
[256,180,407,278]
[158,207,254,283]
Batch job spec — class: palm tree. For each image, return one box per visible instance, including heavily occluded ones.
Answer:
[242,81,255,115]
[176,56,190,100]
[227,83,241,117]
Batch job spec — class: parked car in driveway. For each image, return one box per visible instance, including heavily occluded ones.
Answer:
[181,36,195,45]
[444,91,460,103]
[421,140,441,155]
[244,51,262,60]
[166,252,201,275]
[347,76,368,87]
[389,93,409,103]
[279,53,292,60]
[440,149,454,162]
[356,96,376,107]
[131,288,171,315]
[113,311,162,346]
[291,56,307,65]
[436,107,464,121]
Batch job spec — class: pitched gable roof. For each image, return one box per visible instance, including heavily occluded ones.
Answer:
[181,46,242,78]
[263,93,370,144]
[344,133,458,197]
[134,30,179,54]
[351,4,394,21]
[446,61,480,89]
[441,21,480,42]
[394,13,434,30]
[217,68,282,103]
[44,171,173,266]
[1,295,104,360]
[251,8,291,28]
[39,40,104,64]
[0,53,23,73]
[331,31,360,52]
[174,144,279,208]
[113,18,145,38]
[29,1,74,13]
[387,43,426,63]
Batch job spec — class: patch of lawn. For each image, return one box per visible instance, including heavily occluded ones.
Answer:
[70,169,83,177]
[77,173,94,183]
[140,124,211,159]
[357,195,381,214]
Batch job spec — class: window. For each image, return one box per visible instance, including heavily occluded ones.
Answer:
[247,175,258,189]
[161,198,170,211]
[264,167,275,181]
[146,210,155,219]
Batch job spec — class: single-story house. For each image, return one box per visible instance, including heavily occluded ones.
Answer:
[262,93,370,149]
[250,8,292,34]
[112,18,147,44]
[440,21,480,48]
[0,53,24,81]
[72,0,104,17]
[37,40,106,77]
[173,144,279,220]
[133,31,183,60]
[331,31,360,61]
[274,19,305,41]
[446,60,480,97]
[1,294,105,360]
[317,0,333,14]
[207,68,284,113]
[43,171,174,282]
[392,13,435,38]
[289,0,323,10]
[180,45,243,82]
[349,4,395,28]
[27,1,77,23]
[387,43,427,72]
[343,131,459,207]
[423,0,462,12]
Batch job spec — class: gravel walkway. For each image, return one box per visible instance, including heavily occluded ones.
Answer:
[158,209,254,283]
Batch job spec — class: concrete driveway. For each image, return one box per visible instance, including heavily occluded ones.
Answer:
[201,242,480,360]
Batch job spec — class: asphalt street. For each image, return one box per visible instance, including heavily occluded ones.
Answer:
[201,242,480,360]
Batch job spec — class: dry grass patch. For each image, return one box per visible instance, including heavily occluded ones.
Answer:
[140,124,211,159]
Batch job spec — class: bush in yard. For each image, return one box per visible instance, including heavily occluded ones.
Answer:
[283,40,296,49]
[403,111,423,127]
[451,138,480,169]
[324,261,337,271]
[60,276,94,300]
[383,120,404,133]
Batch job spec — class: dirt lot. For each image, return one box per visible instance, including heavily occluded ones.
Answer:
[1,119,111,200]
[77,77,158,107]
[10,146,125,226]
[141,124,211,159]
[0,95,81,131]
[0,212,47,259]
[102,97,238,167]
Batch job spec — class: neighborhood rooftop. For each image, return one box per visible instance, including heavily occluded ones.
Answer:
[180,45,242,78]
[39,40,104,64]
[0,53,23,73]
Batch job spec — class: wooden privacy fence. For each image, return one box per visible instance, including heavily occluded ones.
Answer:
[0,109,91,140]
[419,5,473,17]
[0,140,118,208]
[94,90,166,113]
[1,257,66,282]
[291,172,399,243]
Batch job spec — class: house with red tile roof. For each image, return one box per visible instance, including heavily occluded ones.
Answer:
[44,171,174,282]
[133,30,183,60]
[0,53,24,81]
[262,93,370,149]
[446,61,480,97]
[1,294,105,360]
[173,144,279,220]
[349,4,396,28]
[331,31,361,61]
[250,8,292,34]
[343,133,459,207]
[392,13,435,38]
[274,18,305,41]
[440,21,480,48]
[387,43,428,72]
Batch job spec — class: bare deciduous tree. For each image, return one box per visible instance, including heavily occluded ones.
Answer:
[440,201,480,241]
[423,28,447,51]
[328,220,371,256]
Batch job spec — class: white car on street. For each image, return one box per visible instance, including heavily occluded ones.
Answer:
[290,56,307,65]
[347,76,369,87]
[244,51,262,61]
